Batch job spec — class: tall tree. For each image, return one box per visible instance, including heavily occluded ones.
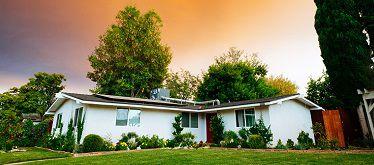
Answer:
[265,75,298,96]
[87,6,172,98]
[0,72,65,116]
[358,0,374,52]
[314,0,374,109]
[197,47,278,102]
[164,70,201,100]
[18,72,65,115]
[306,73,343,110]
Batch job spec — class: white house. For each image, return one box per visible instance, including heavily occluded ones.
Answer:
[45,91,323,145]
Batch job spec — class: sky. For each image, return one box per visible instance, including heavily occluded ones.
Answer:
[0,0,324,95]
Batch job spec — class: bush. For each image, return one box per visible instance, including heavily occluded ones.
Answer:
[297,131,314,149]
[115,141,129,150]
[62,119,75,152]
[286,139,294,149]
[241,134,266,149]
[82,134,104,152]
[102,138,115,151]
[0,110,23,151]
[221,131,239,148]
[275,139,287,149]
[210,115,224,144]
[119,132,138,143]
[180,133,195,147]
[249,117,273,145]
[18,119,35,147]
[136,135,165,149]
[238,128,250,141]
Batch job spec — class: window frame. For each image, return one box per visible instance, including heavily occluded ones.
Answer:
[55,113,63,128]
[115,108,141,127]
[235,108,255,128]
[182,112,198,128]
[73,107,84,127]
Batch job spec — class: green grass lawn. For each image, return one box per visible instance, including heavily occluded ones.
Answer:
[24,148,374,165]
[0,147,71,164]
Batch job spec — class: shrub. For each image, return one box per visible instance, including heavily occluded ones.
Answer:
[238,128,251,141]
[210,115,224,144]
[286,139,294,149]
[82,134,104,152]
[241,134,266,149]
[275,139,287,149]
[181,133,195,147]
[221,131,239,148]
[115,141,128,150]
[0,110,23,151]
[18,119,35,147]
[62,119,76,152]
[166,139,176,148]
[76,112,85,144]
[136,135,165,149]
[249,117,273,145]
[297,131,314,149]
[119,132,138,143]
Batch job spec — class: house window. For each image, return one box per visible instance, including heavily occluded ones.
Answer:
[236,109,255,127]
[55,113,63,128]
[182,112,198,128]
[116,108,141,126]
[73,107,84,127]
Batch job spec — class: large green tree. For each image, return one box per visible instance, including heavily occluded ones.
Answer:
[87,6,172,98]
[0,72,65,116]
[314,0,374,110]
[197,48,278,102]
[306,73,343,110]
[164,70,201,100]
[265,75,298,96]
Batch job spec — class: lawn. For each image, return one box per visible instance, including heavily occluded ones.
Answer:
[24,148,374,165]
[0,147,71,164]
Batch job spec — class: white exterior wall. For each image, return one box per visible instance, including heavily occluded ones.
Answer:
[268,100,315,145]
[51,99,84,134]
[83,104,206,143]
[219,106,270,132]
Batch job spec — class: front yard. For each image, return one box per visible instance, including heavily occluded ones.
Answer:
[0,147,71,164]
[10,148,374,165]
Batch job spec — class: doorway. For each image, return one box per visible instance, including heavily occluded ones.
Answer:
[206,113,217,143]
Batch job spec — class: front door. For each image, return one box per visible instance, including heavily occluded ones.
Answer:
[206,113,217,143]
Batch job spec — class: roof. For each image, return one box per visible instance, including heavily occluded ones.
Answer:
[45,92,323,114]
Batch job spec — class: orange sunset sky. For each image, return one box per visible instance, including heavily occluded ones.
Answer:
[0,0,324,94]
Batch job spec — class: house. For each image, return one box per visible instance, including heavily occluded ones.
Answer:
[45,90,323,145]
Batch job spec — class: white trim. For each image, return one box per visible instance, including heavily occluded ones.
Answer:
[46,92,323,115]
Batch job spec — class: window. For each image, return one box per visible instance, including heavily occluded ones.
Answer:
[236,109,255,127]
[182,112,198,128]
[116,108,141,126]
[73,107,84,127]
[55,113,63,128]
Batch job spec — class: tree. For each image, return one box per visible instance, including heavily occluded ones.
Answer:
[87,6,172,98]
[164,70,201,100]
[358,0,374,52]
[197,47,278,102]
[0,72,65,116]
[265,75,298,96]
[314,0,374,110]
[17,72,66,115]
[306,73,343,110]
[210,114,224,144]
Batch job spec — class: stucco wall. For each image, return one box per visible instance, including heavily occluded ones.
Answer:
[51,99,84,134]
[269,100,315,145]
[219,106,270,132]
[83,105,206,142]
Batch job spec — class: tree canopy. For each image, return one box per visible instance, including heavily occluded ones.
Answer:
[196,48,278,102]
[306,73,343,110]
[314,0,374,109]
[265,75,298,96]
[87,6,172,98]
[164,70,201,100]
[0,72,65,116]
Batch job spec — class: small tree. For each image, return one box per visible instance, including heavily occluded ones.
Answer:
[265,75,298,96]
[164,70,201,100]
[77,112,86,144]
[171,114,184,145]
[63,119,76,152]
[249,117,273,145]
[210,114,224,144]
